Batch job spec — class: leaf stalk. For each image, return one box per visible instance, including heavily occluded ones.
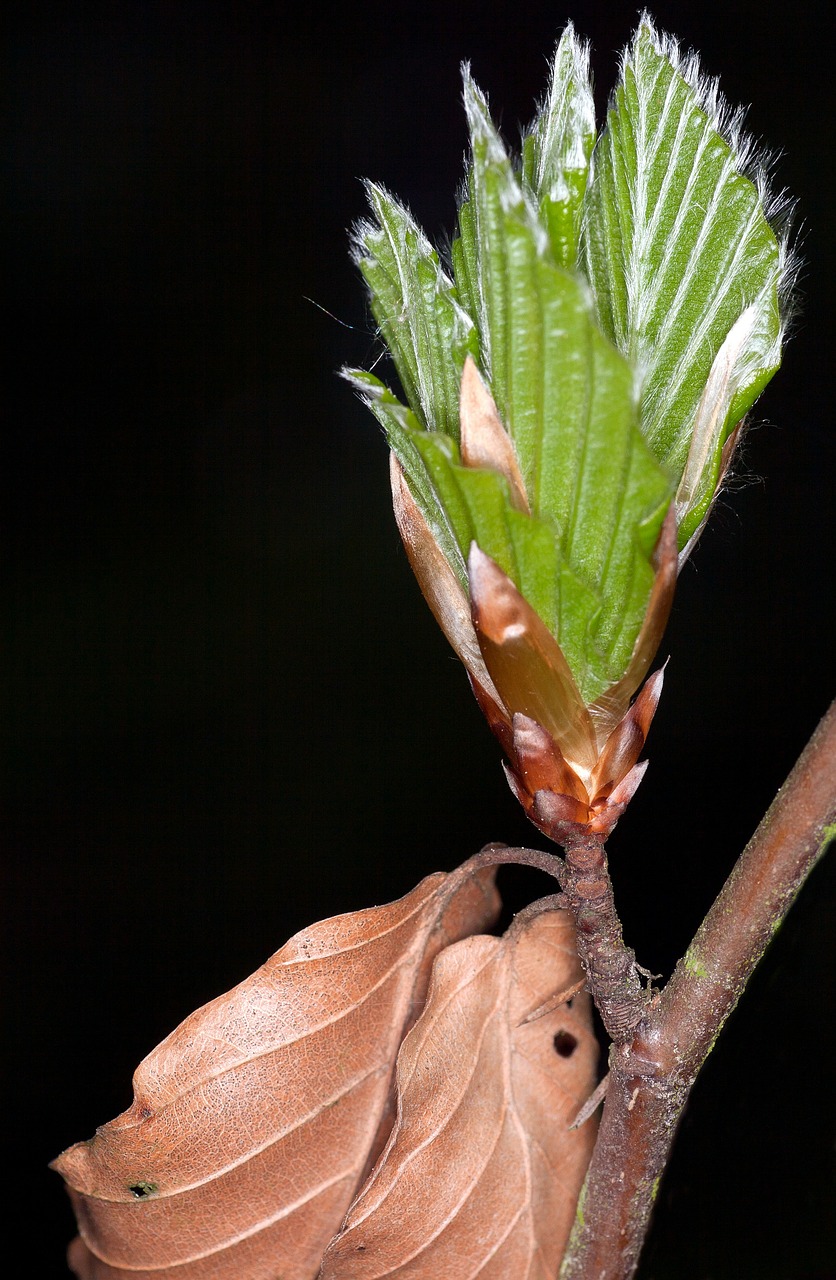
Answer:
[559,835,652,1043]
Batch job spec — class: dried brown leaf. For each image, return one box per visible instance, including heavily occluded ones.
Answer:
[320,908,598,1278]
[53,869,500,1280]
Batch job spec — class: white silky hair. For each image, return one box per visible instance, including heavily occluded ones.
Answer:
[625,13,799,320]
[350,181,475,435]
[578,13,799,476]
[530,21,595,193]
[459,64,549,386]
[351,14,800,482]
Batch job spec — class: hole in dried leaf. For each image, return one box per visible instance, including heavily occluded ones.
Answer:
[553,1030,578,1058]
[127,1181,158,1198]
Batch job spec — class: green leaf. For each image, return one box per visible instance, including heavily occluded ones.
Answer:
[451,195,481,333]
[583,20,785,546]
[344,369,559,630]
[353,184,478,441]
[522,23,596,269]
[410,431,561,637]
[351,29,790,702]
[459,71,523,427]
[348,285,673,705]
[342,370,467,584]
[457,71,674,698]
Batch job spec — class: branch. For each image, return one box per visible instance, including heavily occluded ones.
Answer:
[560,697,836,1280]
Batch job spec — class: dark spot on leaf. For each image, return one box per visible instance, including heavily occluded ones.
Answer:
[553,1030,578,1058]
[138,1105,153,1121]
[128,1180,158,1198]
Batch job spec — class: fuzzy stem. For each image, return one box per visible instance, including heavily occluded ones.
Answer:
[560,835,651,1043]
[559,698,836,1280]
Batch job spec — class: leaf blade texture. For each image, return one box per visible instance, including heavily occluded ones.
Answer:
[351,59,675,707]
[349,18,791,726]
[53,869,500,1280]
[353,184,478,441]
[583,19,787,546]
[320,908,598,1278]
[521,22,596,270]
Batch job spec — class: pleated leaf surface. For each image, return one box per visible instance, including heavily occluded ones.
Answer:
[583,20,786,545]
[521,22,596,270]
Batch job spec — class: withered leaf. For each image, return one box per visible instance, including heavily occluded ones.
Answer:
[320,908,598,1278]
[53,868,500,1280]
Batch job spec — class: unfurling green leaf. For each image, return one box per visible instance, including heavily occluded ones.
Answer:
[353,184,478,442]
[521,22,596,270]
[347,15,791,779]
[460,71,672,698]
[583,20,789,546]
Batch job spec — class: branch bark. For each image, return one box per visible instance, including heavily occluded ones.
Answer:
[558,697,836,1279]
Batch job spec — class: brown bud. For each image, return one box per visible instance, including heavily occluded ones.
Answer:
[459,356,529,512]
[468,545,597,776]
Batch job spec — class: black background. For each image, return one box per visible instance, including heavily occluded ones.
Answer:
[5,1,835,1276]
